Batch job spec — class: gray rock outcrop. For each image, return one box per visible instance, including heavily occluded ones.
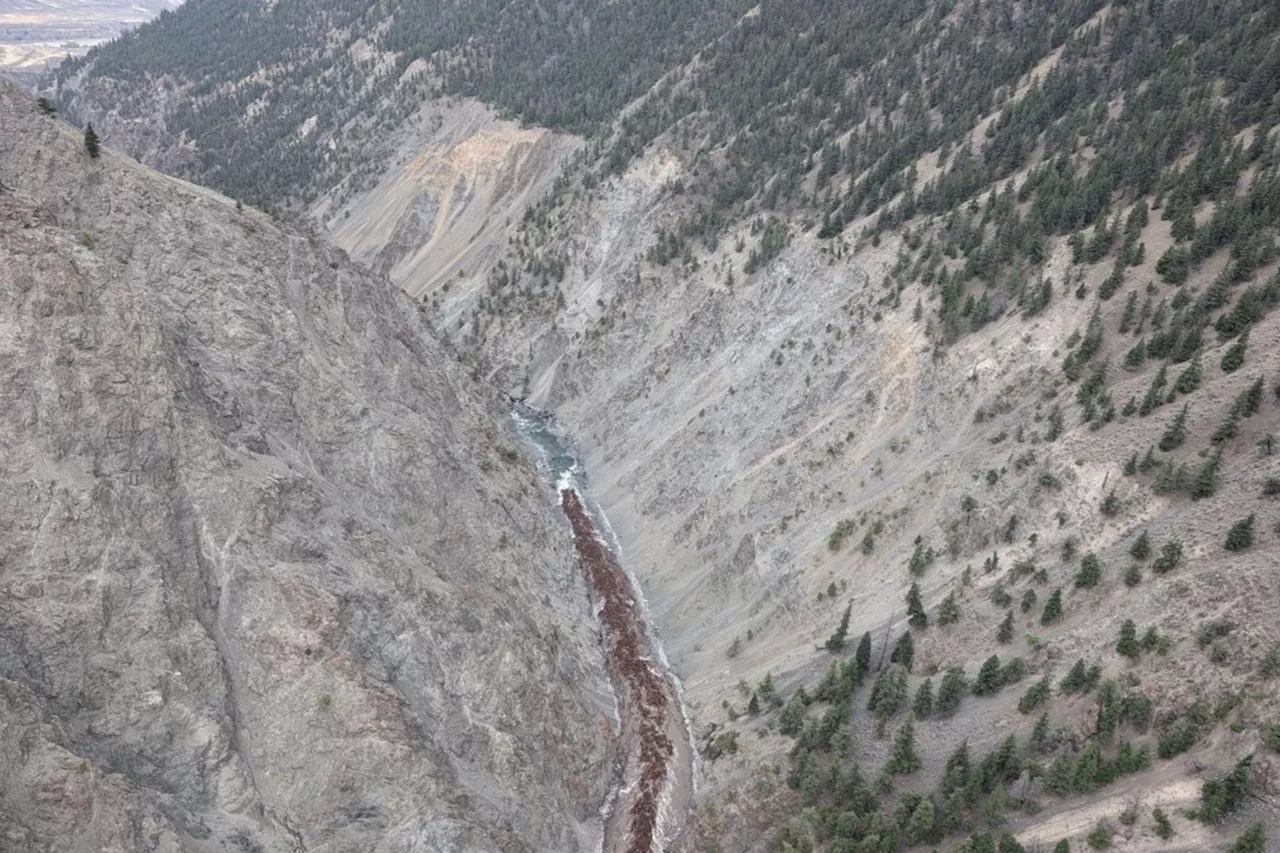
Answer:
[0,81,612,853]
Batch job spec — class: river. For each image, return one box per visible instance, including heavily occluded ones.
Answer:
[512,407,695,853]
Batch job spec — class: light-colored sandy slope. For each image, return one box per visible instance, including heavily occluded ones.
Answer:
[318,99,580,314]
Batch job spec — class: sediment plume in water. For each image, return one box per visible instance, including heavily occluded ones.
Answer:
[560,487,675,853]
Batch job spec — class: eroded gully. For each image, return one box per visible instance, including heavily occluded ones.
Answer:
[513,408,695,853]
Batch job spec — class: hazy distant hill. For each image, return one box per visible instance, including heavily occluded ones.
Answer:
[0,0,178,82]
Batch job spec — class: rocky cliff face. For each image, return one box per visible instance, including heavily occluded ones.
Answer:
[0,81,612,853]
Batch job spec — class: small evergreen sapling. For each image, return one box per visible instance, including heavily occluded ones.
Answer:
[83,124,101,158]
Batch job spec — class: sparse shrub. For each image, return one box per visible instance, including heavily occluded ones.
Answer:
[1123,563,1142,587]
[1260,644,1280,677]
[1116,620,1139,658]
[1264,477,1280,496]
[1196,618,1235,648]
[1086,820,1113,849]
[1151,540,1183,574]
[1099,489,1120,516]
[1152,807,1174,839]
[1225,514,1255,551]
[991,582,1013,608]
[1157,718,1199,758]
[827,519,855,551]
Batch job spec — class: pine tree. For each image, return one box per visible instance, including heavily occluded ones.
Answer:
[1173,355,1202,395]
[885,716,921,774]
[759,671,776,704]
[1031,712,1051,751]
[1221,329,1248,373]
[1197,755,1252,824]
[1225,515,1255,551]
[869,664,909,723]
[937,589,961,625]
[1140,365,1168,414]
[1158,404,1190,451]
[779,691,808,736]
[826,603,852,651]
[1018,676,1051,714]
[83,124,101,158]
[904,797,937,846]
[1074,741,1104,792]
[1191,450,1222,500]
[1044,754,1074,795]
[1075,553,1103,588]
[913,678,934,719]
[997,609,1015,643]
[973,655,1003,696]
[890,630,915,671]
[747,692,761,715]
[1053,839,1071,853]
[935,666,968,717]
[1041,589,1063,624]
[854,631,872,677]
[1060,658,1091,693]
[1116,619,1140,658]
[1130,530,1151,560]
[906,582,928,629]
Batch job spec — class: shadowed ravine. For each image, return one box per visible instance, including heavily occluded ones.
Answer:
[513,409,694,853]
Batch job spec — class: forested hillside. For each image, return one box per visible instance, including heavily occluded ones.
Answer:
[46,1,1280,851]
